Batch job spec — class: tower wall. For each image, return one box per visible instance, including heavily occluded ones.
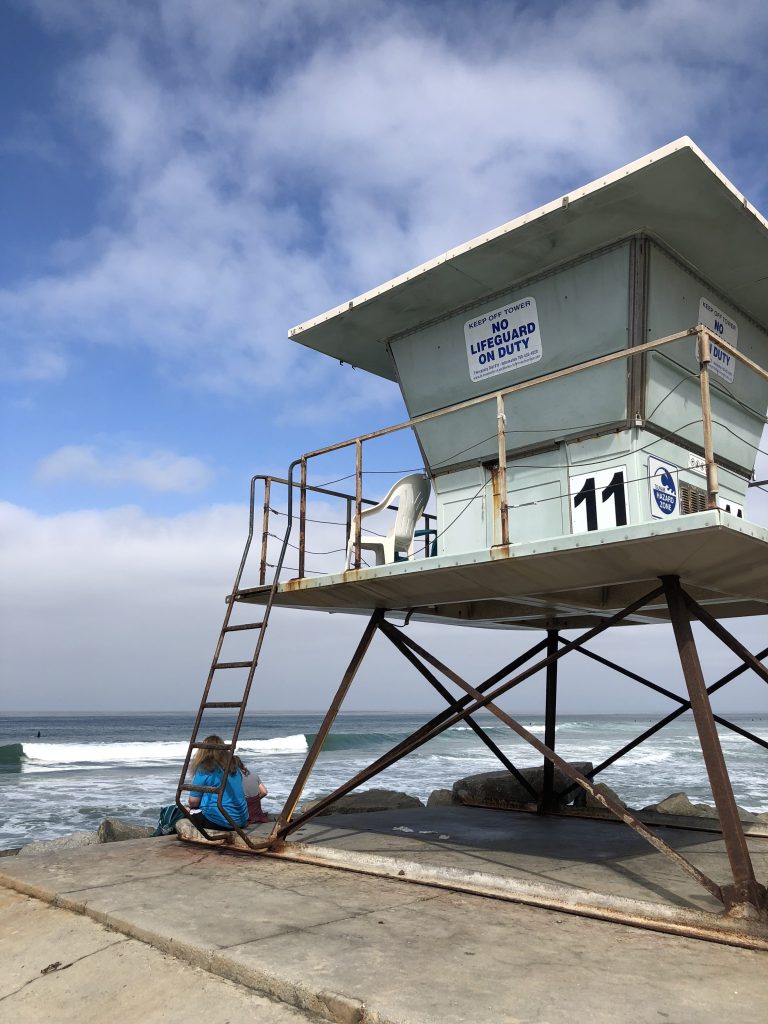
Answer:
[388,237,768,554]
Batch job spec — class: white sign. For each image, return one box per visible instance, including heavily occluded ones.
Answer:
[465,297,542,383]
[688,452,706,476]
[698,297,738,383]
[717,496,743,519]
[569,465,629,534]
[648,457,679,519]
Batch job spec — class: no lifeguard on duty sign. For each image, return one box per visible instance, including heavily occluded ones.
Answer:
[465,297,543,383]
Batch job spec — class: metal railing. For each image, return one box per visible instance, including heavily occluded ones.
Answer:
[250,324,767,590]
[251,475,436,585]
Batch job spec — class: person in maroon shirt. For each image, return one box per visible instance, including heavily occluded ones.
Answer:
[235,755,270,824]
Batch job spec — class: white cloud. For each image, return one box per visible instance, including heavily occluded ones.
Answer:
[3,2,766,722]
[2,499,766,713]
[36,445,214,493]
[3,0,767,416]
[0,346,67,382]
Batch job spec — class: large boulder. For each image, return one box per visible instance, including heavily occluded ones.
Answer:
[574,781,626,812]
[98,817,155,843]
[176,818,220,842]
[426,788,455,808]
[300,788,424,817]
[18,832,99,857]
[651,792,714,817]
[452,763,593,808]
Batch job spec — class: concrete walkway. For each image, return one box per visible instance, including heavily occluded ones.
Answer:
[1,834,767,1024]
[0,886,316,1023]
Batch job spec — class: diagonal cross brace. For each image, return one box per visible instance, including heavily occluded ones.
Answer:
[558,642,768,799]
[274,585,667,839]
[379,619,538,801]
[273,634,552,838]
[684,593,768,688]
[274,584,665,839]
[386,627,725,904]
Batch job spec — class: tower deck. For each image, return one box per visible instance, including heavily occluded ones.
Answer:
[237,511,768,629]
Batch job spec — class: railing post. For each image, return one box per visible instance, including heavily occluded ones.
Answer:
[354,440,363,569]
[259,477,271,585]
[496,393,509,546]
[697,327,719,510]
[424,512,435,557]
[298,458,307,578]
[345,496,352,559]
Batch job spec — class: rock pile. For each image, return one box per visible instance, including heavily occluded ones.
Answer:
[641,792,768,824]
[18,831,101,857]
[8,784,768,858]
[15,817,155,858]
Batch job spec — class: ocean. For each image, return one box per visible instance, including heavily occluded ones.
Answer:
[1,711,767,851]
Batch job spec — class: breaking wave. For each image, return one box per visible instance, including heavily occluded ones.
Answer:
[19,734,309,772]
[0,743,24,771]
[306,731,408,751]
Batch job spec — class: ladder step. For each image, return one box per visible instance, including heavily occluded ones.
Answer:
[223,622,264,632]
[203,701,243,709]
[180,783,221,794]
[213,661,253,670]
[191,740,236,750]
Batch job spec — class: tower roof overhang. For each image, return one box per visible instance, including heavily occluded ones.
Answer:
[288,138,768,381]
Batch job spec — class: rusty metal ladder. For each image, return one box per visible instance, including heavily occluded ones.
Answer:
[174,474,293,848]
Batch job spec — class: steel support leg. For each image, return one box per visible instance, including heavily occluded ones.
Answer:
[269,610,383,839]
[662,576,766,915]
[539,629,559,813]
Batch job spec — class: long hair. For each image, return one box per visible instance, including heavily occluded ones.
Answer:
[190,735,237,775]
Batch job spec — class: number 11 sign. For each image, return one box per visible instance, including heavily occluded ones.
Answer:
[569,465,630,534]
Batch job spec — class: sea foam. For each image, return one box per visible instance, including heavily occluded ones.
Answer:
[21,734,309,771]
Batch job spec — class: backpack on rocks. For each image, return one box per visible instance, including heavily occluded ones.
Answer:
[152,804,184,836]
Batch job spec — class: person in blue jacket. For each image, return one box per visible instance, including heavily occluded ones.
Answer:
[187,734,248,831]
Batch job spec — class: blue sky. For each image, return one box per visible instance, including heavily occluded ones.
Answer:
[2,0,768,712]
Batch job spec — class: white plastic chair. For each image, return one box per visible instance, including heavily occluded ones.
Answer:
[346,474,432,568]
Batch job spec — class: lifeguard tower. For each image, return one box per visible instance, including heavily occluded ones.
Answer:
[177,139,768,933]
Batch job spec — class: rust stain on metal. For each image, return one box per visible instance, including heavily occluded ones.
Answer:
[283,577,305,592]
[489,464,502,546]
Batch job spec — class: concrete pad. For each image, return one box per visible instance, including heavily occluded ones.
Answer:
[288,806,768,914]
[1,838,767,1024]
[0,887,317,1023]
